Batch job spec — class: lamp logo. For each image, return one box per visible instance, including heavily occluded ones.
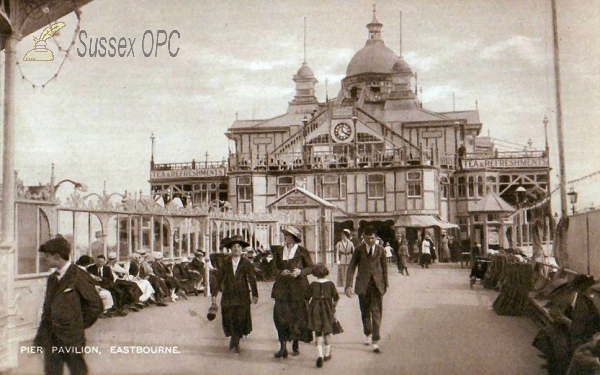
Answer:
[23,22,66,62]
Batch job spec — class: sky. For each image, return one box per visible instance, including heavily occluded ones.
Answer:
[3,0,600,210]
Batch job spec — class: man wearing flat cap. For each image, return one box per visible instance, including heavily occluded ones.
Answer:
[35,235,103,375]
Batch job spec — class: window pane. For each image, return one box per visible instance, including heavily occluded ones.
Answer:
[38,210,51,273]
[17,204,37,275]
[278,176,294,184]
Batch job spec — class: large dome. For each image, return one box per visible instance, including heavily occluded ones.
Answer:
[346,40,399,77]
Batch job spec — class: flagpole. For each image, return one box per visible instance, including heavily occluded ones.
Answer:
[551,0,568,218]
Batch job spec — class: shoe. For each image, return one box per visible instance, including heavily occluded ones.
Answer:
[116,309,129,317]
[274,348,288,359]
[324,355,332,362]
[135,302,146,309]
[99,312,110,319]
[155,299,168,307]
[129,305,140,312]
[316,357,323,368]
[363,335,372,346]
[179,290,188,300]
[373,344,381,354]
[232,345,241,354]
[292,340,300,356]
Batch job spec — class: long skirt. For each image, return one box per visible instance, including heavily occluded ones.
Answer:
[419,253,432,267]
[273,299,312,343]
[337,264,349,288]
[221,304,252,338]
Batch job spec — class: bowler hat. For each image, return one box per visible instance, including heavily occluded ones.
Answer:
[223,235,250,249]
[281,225,302,243]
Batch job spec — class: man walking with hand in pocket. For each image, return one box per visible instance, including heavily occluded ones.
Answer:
[345,226,388,354]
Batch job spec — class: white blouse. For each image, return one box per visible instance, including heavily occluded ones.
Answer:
[421,240,431,255]
[283,244,298,261]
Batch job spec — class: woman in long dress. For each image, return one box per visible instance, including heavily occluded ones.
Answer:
[420,236,432,268]
[440,233,451,263]
[211,235,258,353]
[271,225,314,358]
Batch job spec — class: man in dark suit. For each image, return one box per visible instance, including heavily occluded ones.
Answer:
[211,235,259,353]
[34,236,103,375]
[345,226,388,354]
[88,255,133,315]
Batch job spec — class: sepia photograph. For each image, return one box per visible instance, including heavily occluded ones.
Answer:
[1,0,599,374]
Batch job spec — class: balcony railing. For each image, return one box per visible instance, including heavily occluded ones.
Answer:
[152,160,226,171]
[151,146,548,175]
[228,148,443,172]
[464,150,547,159]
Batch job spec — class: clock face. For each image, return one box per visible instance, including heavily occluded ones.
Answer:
[333,122,353,142]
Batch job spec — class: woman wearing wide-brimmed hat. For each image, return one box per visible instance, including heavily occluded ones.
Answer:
[271,225,314,359]
[211,235,259,354]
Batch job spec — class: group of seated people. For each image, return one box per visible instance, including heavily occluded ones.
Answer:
[75,248,210,318]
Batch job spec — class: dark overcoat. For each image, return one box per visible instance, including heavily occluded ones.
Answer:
[270,245,314,301]
[212,256,258,306]
[34,264,103,347]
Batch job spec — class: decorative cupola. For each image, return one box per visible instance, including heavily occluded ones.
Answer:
[389,11,416,101]
[288,17,319,113]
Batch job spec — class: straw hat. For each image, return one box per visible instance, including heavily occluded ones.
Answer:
[107,251,118,260]
[281,225,302,243]
[223,235,250,248]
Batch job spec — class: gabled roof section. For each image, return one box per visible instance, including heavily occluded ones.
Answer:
[438,110,481,124]
[363,102,450,123]
[471,191,515,213]
[268,187,337,209]
[229,112,310,131]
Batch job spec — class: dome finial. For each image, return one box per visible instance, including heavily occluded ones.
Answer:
[372,4,378,24]
[303,16,307,64]
[367,4,383,41]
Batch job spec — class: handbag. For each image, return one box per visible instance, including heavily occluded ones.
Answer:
[207,301,219,321]
[332,318,344,335]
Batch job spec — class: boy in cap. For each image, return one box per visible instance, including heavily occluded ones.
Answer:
[35,236,103,375]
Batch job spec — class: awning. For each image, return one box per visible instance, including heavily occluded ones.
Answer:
[394,215,459,229]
